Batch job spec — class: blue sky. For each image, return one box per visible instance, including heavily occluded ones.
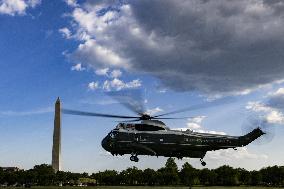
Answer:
[1,0,284,173]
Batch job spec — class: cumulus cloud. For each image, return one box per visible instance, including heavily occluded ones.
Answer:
[102,78,141,91]
[195,129,227,135]
[110,69,122,78]
[95,68,109,76]
[87,78,141,91]
[186,116,206,130]
[59,27,72,39]
[246,87,284,125]
[267,88,284,111]
[63,0,284,94]
[207,147,268,160]
[88,81,99,91]
[94,68,122,78]
[173,115,226,135]
[145,107,163,115]
[64,0,78,7]
[71,63,85,71]
[0,0,40,16]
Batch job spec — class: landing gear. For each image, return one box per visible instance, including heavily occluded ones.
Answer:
[130,153,139,162]
[200,158,206,166]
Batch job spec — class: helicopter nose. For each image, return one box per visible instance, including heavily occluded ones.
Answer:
[101,136,110,151]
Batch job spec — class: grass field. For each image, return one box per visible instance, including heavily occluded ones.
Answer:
[1,186,283,189]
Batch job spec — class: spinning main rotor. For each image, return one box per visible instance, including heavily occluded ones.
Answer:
[62,89,236,122]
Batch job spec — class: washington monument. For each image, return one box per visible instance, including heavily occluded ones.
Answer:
[52,97,61,172]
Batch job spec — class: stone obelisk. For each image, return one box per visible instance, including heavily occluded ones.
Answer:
[52,97,61,172]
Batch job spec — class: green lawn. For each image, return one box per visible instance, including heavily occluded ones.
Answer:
[2,186,282,189]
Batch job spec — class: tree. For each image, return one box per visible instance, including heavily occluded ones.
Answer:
[32,164,55,185]
[3,172,17,185]
[15,170,26,185]
[215,165,239,186]
[157,158,179,185]
[25,169,37,185]
[199,168,217,186]
[55,171,67,184]
[260,166,284,186]
[0,167,4,184]
[119,167,143,185]
[250,170,262,186]
[94,170,118,185]
[237,168,250,185]
[180,162,197,186]
[142,168,157,185]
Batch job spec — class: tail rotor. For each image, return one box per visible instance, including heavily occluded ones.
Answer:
[242,114,275,145]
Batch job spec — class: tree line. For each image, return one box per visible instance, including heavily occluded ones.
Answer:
[0,158,283,187]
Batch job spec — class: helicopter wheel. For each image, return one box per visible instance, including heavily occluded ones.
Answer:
[130,156,135,161]
[200,159,206,166]
[130,154,139,162]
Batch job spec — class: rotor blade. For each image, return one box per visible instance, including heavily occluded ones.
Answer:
[153,96,237,118]
[116,119,141,122]
[106,89,146,115]
[62,109,140,119]
[152,117,194,120]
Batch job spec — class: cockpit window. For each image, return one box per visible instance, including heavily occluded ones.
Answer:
[109,131,117,138]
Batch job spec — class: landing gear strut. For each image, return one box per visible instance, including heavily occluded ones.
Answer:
[200,158,206,166]
[130,153,139,162]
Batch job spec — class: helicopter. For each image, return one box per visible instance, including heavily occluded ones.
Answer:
[62,91,266,166]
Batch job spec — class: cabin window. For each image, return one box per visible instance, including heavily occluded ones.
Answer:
[160,138,164,142]
[135,124,165,131]
[184,138,189,142]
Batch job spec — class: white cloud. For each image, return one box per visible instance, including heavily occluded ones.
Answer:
[94,68,122,78]
[186,123,201,130]
[63,1,284,94]
[0,0,40,16]
[59,27,72,39]
[188,116,206,124]
[95,68,109,76]
[246,101,271,113]
[246,87,284,125]
[145,107,163,115]
[272,88,284,96]
[88,81,99,91]
[195,129,226,135]
[266,110,284,125]
[110,69,122,78]
[158,89,167,93]
[64,0,77,7]
[71,63,85,71]
[75,39,130,69]
[186,116,206,130]
[207,147,268,160]
[173,115,226,134]
[28,0,40,7]
[102,78,141,91]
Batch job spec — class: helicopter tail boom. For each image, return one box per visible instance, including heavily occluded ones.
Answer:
[238,127,265,146]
